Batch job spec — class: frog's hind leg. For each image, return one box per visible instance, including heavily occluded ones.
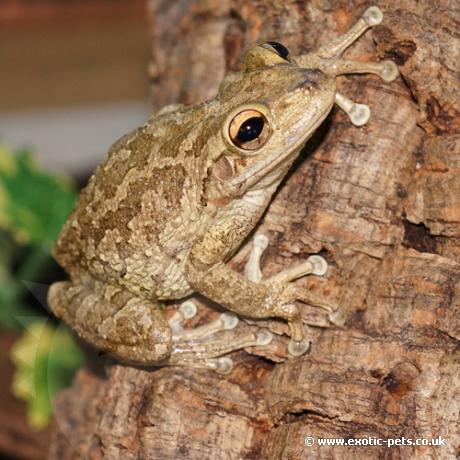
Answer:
[48,278,272,373]
[47,277,172,362]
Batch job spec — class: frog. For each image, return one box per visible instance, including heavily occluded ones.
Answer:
[48,6,399,373]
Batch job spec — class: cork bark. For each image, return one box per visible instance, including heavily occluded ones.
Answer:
[49,1,460,458]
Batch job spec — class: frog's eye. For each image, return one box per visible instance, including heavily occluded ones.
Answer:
[228,109,271,151]
[262,41,290,60]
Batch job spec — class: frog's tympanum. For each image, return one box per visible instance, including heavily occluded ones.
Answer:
[49,7,399,373]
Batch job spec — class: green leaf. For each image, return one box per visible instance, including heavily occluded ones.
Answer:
[0,145,76,245]
[0,145,83,428]
[0,231,35,328]
[10,319,84,429]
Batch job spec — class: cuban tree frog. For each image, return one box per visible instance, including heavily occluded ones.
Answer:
[48,6,398,373]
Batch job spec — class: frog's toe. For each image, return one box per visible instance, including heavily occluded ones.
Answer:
[288,338,311,357]
[169,356,235,374]
[246,234,329,284]
[328,309,346,327]
[256,329,274,346]
[335,92,370,126]
[306,255,328,276]
[172,312,239,341]
[363,6,383,26]
[168,300,198,333]
[244,233,269,283]
[379,60,399,82]
[213,356,234,374]
[348,103,371,127]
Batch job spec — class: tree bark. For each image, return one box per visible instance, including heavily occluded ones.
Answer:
[49,0,460,458]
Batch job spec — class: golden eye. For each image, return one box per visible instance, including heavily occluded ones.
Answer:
[228,109,271,151]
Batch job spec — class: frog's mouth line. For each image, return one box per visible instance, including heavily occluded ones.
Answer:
[223,96,334,197]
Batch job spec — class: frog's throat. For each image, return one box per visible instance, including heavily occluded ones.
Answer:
[222,101,334,197]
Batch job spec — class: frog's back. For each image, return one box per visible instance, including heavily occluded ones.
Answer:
[54,103,219,299]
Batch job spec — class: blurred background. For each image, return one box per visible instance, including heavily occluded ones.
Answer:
[0,0,151,176]
[0,1,152,458]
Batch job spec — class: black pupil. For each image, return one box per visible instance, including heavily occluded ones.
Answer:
[237,116,264,143]
[266,41,289,59]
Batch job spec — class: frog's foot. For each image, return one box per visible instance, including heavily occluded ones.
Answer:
[295,6,399,126]
[245,235,328,283]
[165,300,273,373]
[312,6,385,60]
[167,327,273,374]
[245,234,344,356]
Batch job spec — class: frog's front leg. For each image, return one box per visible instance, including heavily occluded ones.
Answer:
[296,6,399,127]
[185,224,339,357]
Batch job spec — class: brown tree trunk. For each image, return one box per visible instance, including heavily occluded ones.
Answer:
[49,1,460,458]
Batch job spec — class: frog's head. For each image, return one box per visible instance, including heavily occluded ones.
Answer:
[213,42,336,198]
[208,6,398,199]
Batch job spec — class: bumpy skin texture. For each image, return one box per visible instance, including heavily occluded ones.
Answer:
[48,9,398,365]
[54,66,332,300]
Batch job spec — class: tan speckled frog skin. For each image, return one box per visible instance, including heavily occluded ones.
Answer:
[48,6,398,371]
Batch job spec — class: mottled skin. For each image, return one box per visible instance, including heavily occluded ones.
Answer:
[48,6,398,370]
